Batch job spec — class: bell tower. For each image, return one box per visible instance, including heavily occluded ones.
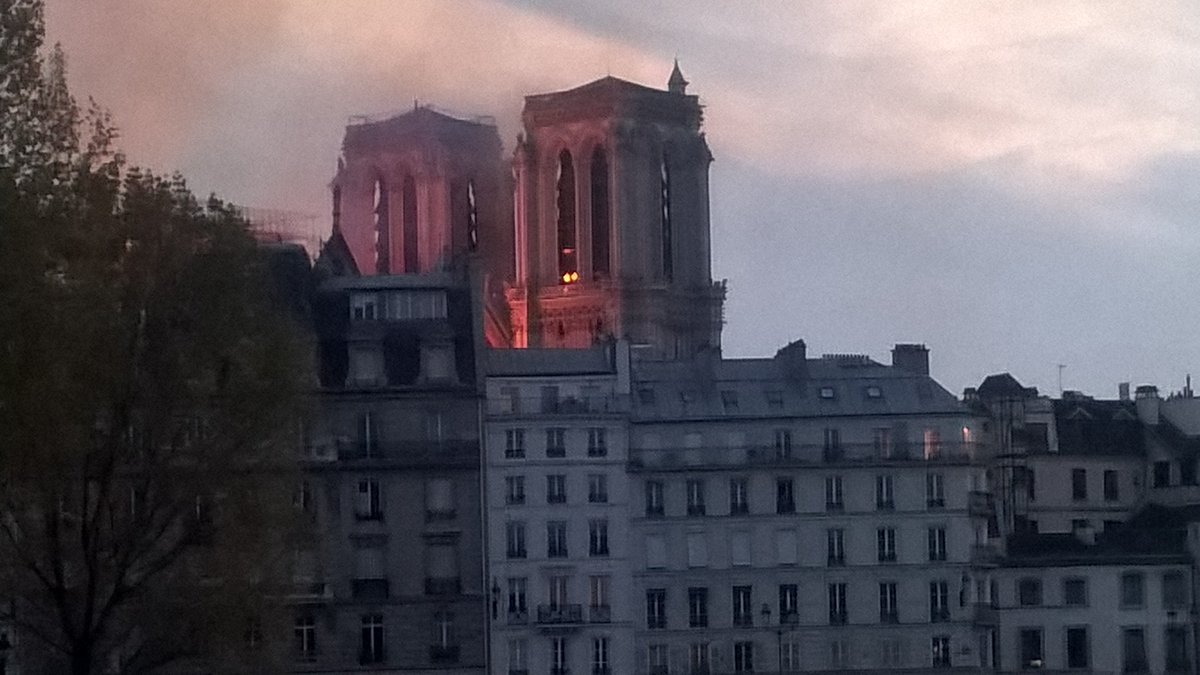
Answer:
[507,65,725,356]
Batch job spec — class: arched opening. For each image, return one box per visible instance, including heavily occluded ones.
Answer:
[590,147,610,278]
[373,177,389,274]
[466,179,479,251]
[402,175,418,273]
[659,152,673,281]
[556,150,578,284]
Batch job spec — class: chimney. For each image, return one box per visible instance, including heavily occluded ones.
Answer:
[892,343,929,376]
[1118,382,1130,401]
[774,339,808,380]
[1135,385,1160,425]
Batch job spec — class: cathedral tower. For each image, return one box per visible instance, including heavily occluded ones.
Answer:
[330,106,511,282]
[508,65,725,355]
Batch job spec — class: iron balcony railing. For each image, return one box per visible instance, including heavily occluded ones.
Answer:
[537,604,583,625]
[488,396,629,416]
[629,441,982,471]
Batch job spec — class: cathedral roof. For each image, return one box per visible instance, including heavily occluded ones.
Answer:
[523,75,702,129]
[342,105,497,152]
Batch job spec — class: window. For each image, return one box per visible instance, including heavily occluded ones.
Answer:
[688,587,708,627]
[687,479,706,516]
[1026,468,1037,501]
[926,473,945,508]
[506,521,526,559]
[552,636,569,673]
[591,147,610,276]
[923,427,941,459]
[351,292,379,320]
[1104,470,1120,501]
[1066,627,1089,669]
[819,386,836,400]
[648,644,669,674]
[1183,459,1197,486]
[873,427,892,458]
[1163,570,1187,609]
[824,427,841,453]
[548,575,569,609]
[508,638,528,673]
[879,582,898,623]
[659,152,673,279]
[826,475,844,511]
[356,479,383,520]
[505,476,525,505]
[400,175,418,272]
[1120,572,1145,608]
[732,585,754,626]
[930,581,950,622]
[547,521,568,558]
[1020,628,1043,669]
[433,611,455,651]
[880,639,902,667]
[505,429,526,458]
[295,615,317,660]
[589,575,609,616]
[360,614,385,664]
[556,150,578,280]
[774,429,792,458]
[827,528,845,566]
[1167,626,1189,672]
[507,577,528,618]
[1063,578,1088,607]
[776,478,796,514]
[645,481,664,517]
[587,427,607,457]
[876,475,895,510]
[830,640,849,668]
[765,390,784,410]
[1072,468,1088,501]
[781,641,802,671]
[828,583,847,624]
[690,643,711,675]
[733,641,755,673]
[877,527,897,562]
[646,589,667,629]
[593,636,610,674]
[928,527,947,562]
[1018,578,1042,606]
[1154,461,1170,488]
[932,635,951,667]
[1122,627,1147,673]
[721,390,739,412]
[588,474,608,503]
[546,474,567,504]
[779,584,799,623]
[729,477,749,514]
[589,519,609,557]
[546,428,566,457]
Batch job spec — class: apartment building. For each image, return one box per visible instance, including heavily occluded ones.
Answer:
[296,267,486,674]
[484,343,634,675]
[627,341,993,673]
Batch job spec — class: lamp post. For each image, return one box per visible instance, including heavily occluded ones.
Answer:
[758,600,777,672]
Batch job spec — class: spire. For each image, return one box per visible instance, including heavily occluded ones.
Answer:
[668,58,688,94]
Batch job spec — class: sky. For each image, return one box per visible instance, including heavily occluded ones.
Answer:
[44,0,1200,398]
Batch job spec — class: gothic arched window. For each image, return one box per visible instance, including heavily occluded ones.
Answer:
[659,152,673,281]
[590,147,610,278]
[402,175,418,273]
[556,150,578,283]
[373,177,389,274]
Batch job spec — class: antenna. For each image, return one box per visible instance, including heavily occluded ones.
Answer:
[1057,364,1066,396]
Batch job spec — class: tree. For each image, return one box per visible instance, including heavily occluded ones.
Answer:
[0,2,311,672]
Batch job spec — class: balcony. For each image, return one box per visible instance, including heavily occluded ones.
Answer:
[733,613,754,627]
[489,395,628,417]
[930,608,951,623]
[537,604,583,625]
[628,441,981,471]
[878,552,897,563]
[429,644,460,663]
[969,490,994,518]
[507,609,529,625]
[425,577,461,595]
[880,610,899,624]
[589,604,612,623]
[829,611,848,626]
[825,501,844,513]
[827,555,846,567]
[547,494,567,504]
[351,578,389,600]
[780,611,799,625]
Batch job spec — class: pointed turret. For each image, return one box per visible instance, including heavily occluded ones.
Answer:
[667,59,688,94]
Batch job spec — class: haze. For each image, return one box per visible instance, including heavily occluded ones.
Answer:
[44,0,1200,397]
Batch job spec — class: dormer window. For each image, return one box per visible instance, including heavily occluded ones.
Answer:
[351,294,378,320]
[819,386,836,400]
[866,386,883,399]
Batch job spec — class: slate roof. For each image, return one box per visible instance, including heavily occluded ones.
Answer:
[1005,504,1189,566]
[1052,398,1144,457]
[631,354,966,420]
[487,346,616,377]
[978,373,1034,399]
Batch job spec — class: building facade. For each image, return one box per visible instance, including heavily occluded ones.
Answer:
[484,344,635,675]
